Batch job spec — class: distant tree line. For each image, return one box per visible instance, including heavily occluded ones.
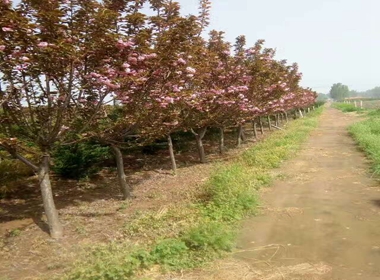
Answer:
[349,87,380,99]
[329,83,380,100]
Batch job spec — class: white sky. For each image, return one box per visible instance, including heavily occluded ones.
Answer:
[177,0,380,94]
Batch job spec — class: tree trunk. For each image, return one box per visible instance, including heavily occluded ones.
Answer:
[285,111,289,123]
[252,120,258,139]
[38,155,63,239]
[237,125,246,146]
[237,126,242,147]
[267,115,272,130]
[298,109,304,118]
[168,135,177,175]
[111,145,131,200]
[241,126,247,142]
[219,127,225,154]
[275,114,279,126]
[192,127,207,163]
[259,117,264,134]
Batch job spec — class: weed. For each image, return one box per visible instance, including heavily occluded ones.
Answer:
[332,102,364,113]
[74,224,87,235]
[182,222,234,252]
[124,206,198,240]
[146,192,163,199]
[117,201,130,211]
[52,141,111,180]
[150,239,189,268]
[0,150,35,198]
[8,229,21,237]
[47,263,66,270]
[367,109,380,118]
[63,107,323,280]
[349,115,380,176]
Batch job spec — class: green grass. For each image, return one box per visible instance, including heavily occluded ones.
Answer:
[332,102,364,113]
[333,102,380,176]
[349,109,380,176]
[62,107,323,280]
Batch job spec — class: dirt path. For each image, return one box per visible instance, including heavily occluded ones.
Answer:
[176,107,380,280]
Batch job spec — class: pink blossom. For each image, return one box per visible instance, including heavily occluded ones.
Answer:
[147,53,157,59]
[128,57,138,64]
[0,45,5,51]
[185,67,196,74]
[246,48,256,55]
[177,58,187,65]
[102,80,120,89]
[90,72,101,78]
[2,27,13,32]
[116,39,134,49]
[37,42,48,48]
[21,56,29,62]
[165,97,174,103]
[2,0,11,5]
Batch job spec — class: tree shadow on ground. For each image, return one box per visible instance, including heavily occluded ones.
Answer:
[0,124,273,232]
[371,199,380,208]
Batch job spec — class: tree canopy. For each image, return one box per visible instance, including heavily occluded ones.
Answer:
[0,0,317,239]
[329,83,349,100]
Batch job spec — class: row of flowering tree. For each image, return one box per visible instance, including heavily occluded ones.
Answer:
[0,0,317,239]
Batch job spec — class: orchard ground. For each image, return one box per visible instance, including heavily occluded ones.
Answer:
[0,115,283,280]
[1,105,380,280]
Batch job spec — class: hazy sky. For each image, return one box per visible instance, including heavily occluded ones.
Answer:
[176,0,380,94]
[11,0,380,93]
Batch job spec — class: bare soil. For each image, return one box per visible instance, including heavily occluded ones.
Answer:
[168,107,380,280]
[0,123,270,280]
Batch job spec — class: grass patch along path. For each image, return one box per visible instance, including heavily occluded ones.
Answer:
[349,109,380,176]
[60,108,324,280]
[332,102,364,113]
[172,105,380,280]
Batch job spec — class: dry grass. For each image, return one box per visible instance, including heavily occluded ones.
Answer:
[153,258,332,280]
